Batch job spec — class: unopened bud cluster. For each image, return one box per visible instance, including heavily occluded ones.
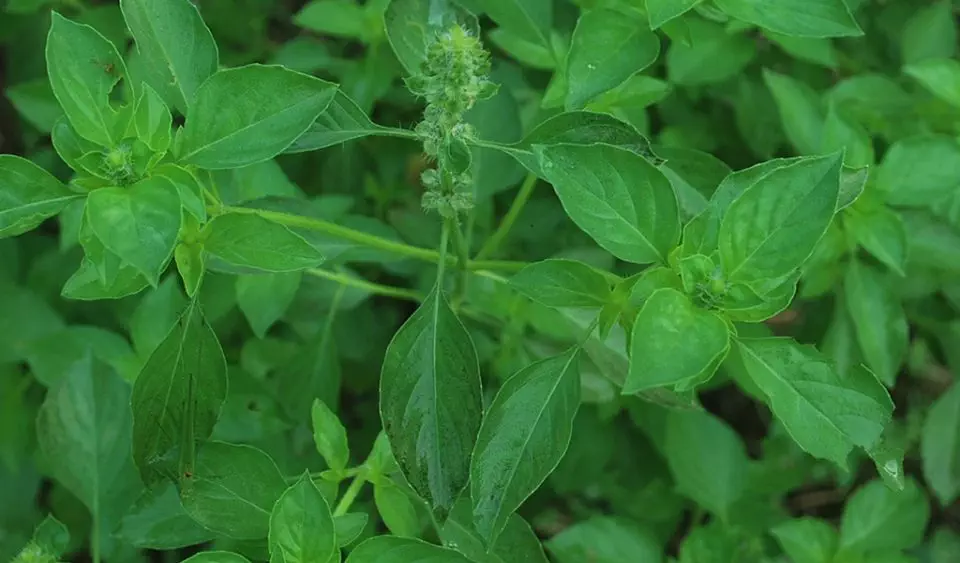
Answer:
[406,25,498,218]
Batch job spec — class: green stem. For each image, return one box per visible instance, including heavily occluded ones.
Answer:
[307,268,423,302]
[217,205,527,272]
[450,219,470,299]
[475,172,537,260]
[333,472,368,517]
[436,220,450,286]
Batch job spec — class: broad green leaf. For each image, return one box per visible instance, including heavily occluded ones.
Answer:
[179,65,337,169]
[713,0,862,38]
[334,513,368,547]
[719,153,841,283]
[203,213,325,272]
[0,155,79,239]
[133,82,172,153]
[488,27,555,70]
[763,69,824,155]
[545,517,661,563]
[767,33,838,69]
[180,441,288,540]
[120,0,219,113]
[905,59,960,109]
[36,355,142,557]
[117,482,215,549]
[843,260,907,387]
[269,473,336,563]
[564,9,659,109]
[666,17,755,86]
[236,272,301,338]
[373,480,422,538]
[771,518,837,563]
[900,0,956,65]
[130,276,187,358]
[31,515,70,557]
[510,259,611,308]
[182,553,252,563]
[477,0,551,48]
[277,320,342,422]
[839,478,930,555]
[876,136,960,207]
[84,176,182,285]
[131,300,228,485]
[719,273,799,323]
[379,283,482,517]
[62,258,151,301]
[647,0,702,29]
[656,146,731,221]
[441,498,548,563]
[664,410,747,518]
[471,349,581,544]
[5,79,63,133]
[285,91,416,153]
[821,103,873,168]
[624,288,728,392]
[735,337,893,469]
[383,0,478,75]
[536,143,679,264]
[921,383,960,505]
[344,536,472,563]
[153,164,206,221]
[45,12,127,146]
[312,398,350,473]
[25,326,138,386]
[176,242,206,297]
[295,0,367,39]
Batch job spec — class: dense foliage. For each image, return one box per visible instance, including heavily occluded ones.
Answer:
[1,0,959,562]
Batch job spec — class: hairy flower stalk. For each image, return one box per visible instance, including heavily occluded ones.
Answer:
[406,24,497,219]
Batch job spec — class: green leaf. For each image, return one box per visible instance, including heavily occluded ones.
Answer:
[373,480,422,538]
[5,79,63,133]
[269,473,336,563]
[441,498,548,563]
[545,517,661,563]
[285,91,416,153]
[904,59,960,109]
[334,513,368,547]
[471,348,581,545]
[84,176,182,285]
[236,272,302,338]
[312,398,350,473]
[36,355,142,557]
[564,8,659,109]
[900,0,956,65]
[130,275,187,358]
[295,0,367,39]
[384,0,478,75]
[203,213,325,272]
[182,552,252,563]
[713,0,862,38]
[767,33,838,69]
[120,0,219,113]
[664,410,747,518]
[843,260,908,387]
[771,518,837,563]
[31,515,70,557]
[647,0,702,29]
[719,153,841,283]
[666,17,755,86]
[45,12,127,147]
[488,27,555,70]
[62,258,151,300]
[178,65,337,169]
[624,288,729,392]
[821,103,874,169]
[180,441,288,540]
[345,536,473,563]
[839,478,930,555]
[118,482,215,549]
[763,69,824,155]
[536,143,679,264]
[876,136,960,207]
[476,0,552,49]
[379,283,482,518]
[0,154,80,239]
[24,326,133,386]
[921,382,960,505]
[153,163,206,221]
[133,82,172,154]
[510,259,611,308]
[735,337,893,469]
[176,242,206,297]
[131,300,228,485]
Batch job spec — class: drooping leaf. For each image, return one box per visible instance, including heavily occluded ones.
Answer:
[179,441,288,540]
[843,260,908,387]
[285,90,416,153]
[120,0,219,113]
[735,337,893,469]
[178,65,337,169]
[0,155,80,239]
[921,383,960,505]
[131,300,228,485]
[536,143,679,265]
[470,349,581,545]
[379,283,482,518]
[268,473,337,563]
